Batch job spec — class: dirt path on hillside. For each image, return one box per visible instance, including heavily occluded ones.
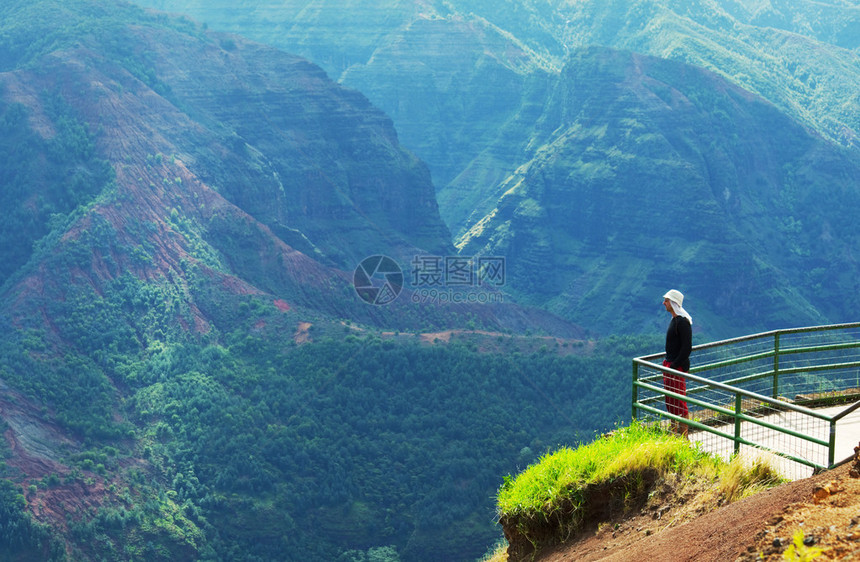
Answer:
[536,459,860,561]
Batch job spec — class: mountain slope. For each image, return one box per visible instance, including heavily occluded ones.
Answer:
[2,0,554,335]
[457,47,860,337]
[3,1,453,273]
[128,0,564,229]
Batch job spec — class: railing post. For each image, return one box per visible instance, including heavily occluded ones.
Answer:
[773,332,780,399]
[632,361,639,421]
[734,393,742,456]
[829,420,836,468]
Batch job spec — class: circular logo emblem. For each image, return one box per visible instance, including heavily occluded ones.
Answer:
[353,255,403,305]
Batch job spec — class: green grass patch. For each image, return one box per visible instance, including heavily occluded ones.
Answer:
[496,422,787,560]
[497,422,717,518]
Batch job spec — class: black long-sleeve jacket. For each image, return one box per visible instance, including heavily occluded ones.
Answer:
[665,315,692,371]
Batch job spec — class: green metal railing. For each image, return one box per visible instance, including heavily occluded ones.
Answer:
[632,322,860,478]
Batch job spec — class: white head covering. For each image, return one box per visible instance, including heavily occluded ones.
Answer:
[663,289,692,325]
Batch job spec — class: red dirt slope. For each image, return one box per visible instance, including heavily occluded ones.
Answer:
[537,459,860,561]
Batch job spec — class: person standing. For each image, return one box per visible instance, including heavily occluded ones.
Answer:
[662,289,692,437]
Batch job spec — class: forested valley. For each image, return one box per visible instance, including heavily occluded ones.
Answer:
[0,286,648,559]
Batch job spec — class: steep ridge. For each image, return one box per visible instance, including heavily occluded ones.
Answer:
[23,18,452,271]
[457,47,860,338]
[553,0,860,146]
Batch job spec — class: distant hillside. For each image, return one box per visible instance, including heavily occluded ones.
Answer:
[458,47,860,337]
[130,0,860,339]
[131,0,567,228]
[131,0,860,219]
[1,1,454,278]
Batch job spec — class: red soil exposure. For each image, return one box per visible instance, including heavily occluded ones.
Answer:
[0,403,103,537]
[3,428,66,483]
[273,299,291,312]
[27,477,109,536]
[218,273,265,297]
[0,387,148,545]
